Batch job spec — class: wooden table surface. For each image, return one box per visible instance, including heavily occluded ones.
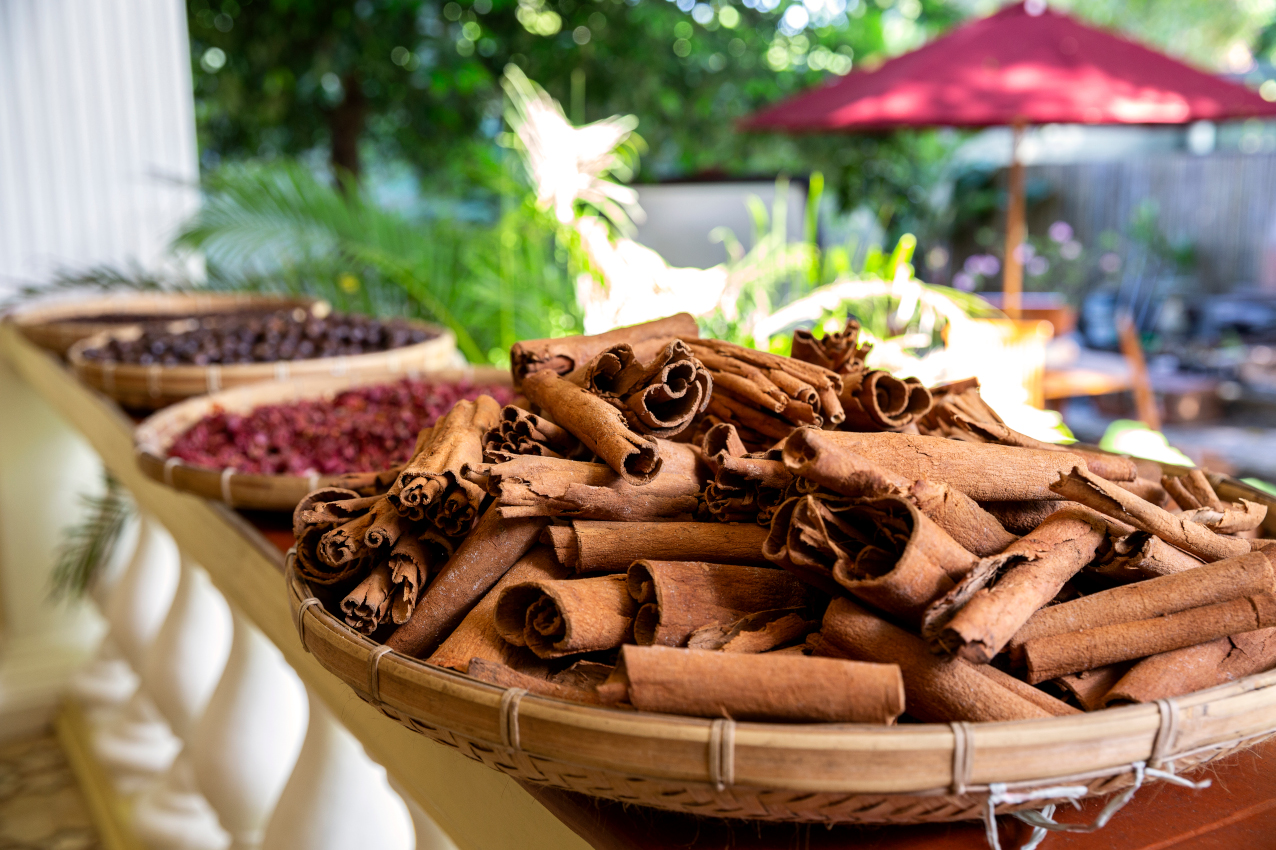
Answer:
[12,324,1275,850]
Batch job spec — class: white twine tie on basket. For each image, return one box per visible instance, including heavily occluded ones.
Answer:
[709,718,736,791]
[980,697,1211,850]
[366,645,393,708]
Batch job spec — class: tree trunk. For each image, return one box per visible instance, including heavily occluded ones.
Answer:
[330,72,366,186]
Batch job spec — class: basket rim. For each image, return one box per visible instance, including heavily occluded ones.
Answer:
[284,554,1276,797]
[132,366,513,510]
[5,291,320,329]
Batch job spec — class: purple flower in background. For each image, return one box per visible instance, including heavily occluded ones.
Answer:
[1013,242,1036,262]
[953,272,976,291]
[1049,221,1073,243]
[1099,252,1122,273]
[1028,256,1049,276]
[1060,240,1082,260]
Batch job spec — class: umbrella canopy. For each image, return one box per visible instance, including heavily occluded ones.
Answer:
[744,1,1276,131]
[743,1,1276,321]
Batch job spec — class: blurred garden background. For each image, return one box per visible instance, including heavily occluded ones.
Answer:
[15,0,1276,476]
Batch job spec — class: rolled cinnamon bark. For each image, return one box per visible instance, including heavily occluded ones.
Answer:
[543,521,771,573]
[821,598,1053,722]
[765,495,977,622]
[1023,593,1276,683]
[315,513,374,578]
[782,428,1017,557]
[1008,549,1276,663]
[1090,532,1203,582]
[686,337,845,428]
[790,318,871,377]
[840,371,933,431]
[510,313,699,387]
[427,547,569,672]
[1102,627,1276,706]
[686,610,815,653]
[385,504,548,657]
[935,410,1138,483]
[363,498,407,550]
[1050,467,1252,562]
[582,339,712,438]
[341,563,394,635]
[494,574,635,659]
[1053,664,1131,711]
[296,493,380,530]
[971,664,1082,716]
[808,432,1082,502]
[483,405,588,463]
[387,532,451,625]
[1163,469,1224,511]
[1117,477,1171,508]
[390,396,502,534]
[606,643,904,724]
[484,448,705,522]
[925,507,1108,663]
[465,658,602,705]
[977,501,1065,536]
[627,560,811,647]
[703,423,792,490]
[521,369,662,485]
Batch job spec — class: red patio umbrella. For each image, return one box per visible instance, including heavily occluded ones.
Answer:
[744,0,1276,317]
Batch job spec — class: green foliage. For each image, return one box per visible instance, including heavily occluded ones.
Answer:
[51,474,133,601]
[175,161,582,363]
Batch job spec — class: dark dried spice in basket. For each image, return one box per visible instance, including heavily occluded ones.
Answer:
[167,378,514,475]
[81,309,436,365]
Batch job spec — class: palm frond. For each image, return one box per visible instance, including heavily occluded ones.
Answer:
[50,473,133,600]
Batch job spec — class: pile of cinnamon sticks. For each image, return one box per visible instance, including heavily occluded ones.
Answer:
[292,313,1276,726]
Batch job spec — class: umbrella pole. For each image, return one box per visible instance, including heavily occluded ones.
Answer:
[1002,120,1027,320]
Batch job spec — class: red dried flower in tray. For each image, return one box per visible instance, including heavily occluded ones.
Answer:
[167,378,514,475]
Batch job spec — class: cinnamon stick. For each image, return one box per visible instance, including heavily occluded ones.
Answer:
[494,574,635,658]
[1023,593,1276,683]
[765,495,977,622]
[483,405,588,463]
[925,507,1108,663]
[627,560,811,646]
[1102,627,1276,706]
[543,521,771,573]
[484,449,705,521]
[1008,549,1275,663]
[390,396,501,534]
[387,532,451,625]
[790,318,871,377]
[521,369,662,485]
[782,428,1017,557]
[427,547,568,672]
[977,501,1065,536]
[1090,532,1203,582]
[385,504,548,657]
[821,597,1053,722]
[466,658,601,705]
[686,610,815,653]
[340,563,394,635]
[1053,664,1131,711]
[1050,467,1252,562]
[840,371,933,431]
[293,487,363,536]
[582,340,712,438]
[808,432,1083,502]
[510,313,699,387]
[604,644,904,724]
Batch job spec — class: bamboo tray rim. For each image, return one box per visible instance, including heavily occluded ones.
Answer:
[5,290,319,328]
[134,367,513,510]
[286,551,1276,798]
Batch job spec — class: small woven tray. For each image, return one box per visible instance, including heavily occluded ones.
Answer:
[285,472,1276,824]
[69,318,456,409]
[8,292,318,356]
[134,367,511,511]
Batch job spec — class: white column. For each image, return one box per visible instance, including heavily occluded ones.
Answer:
[392,779,461,850]
[91,516,183,792]
[262,690,415,850]
[70,510,143,719]
[133,557,234,850]
[191,611,308,850]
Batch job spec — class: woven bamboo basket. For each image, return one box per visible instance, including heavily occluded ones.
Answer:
[287,473,1276,825]
[8,292,318,356]
[68,318,457,409]
[134,367,511,511]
